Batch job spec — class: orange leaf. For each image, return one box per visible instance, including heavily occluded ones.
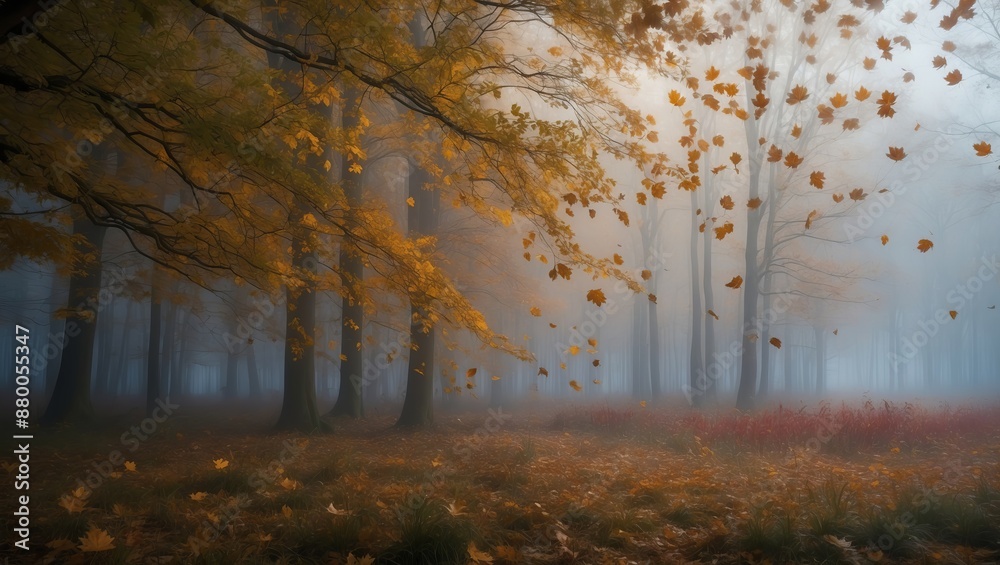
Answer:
[538,367,549,376]
[668,90,686,106]
[901,11,917,23]
[784,152,803,168]
[705,66,721,81]
[720,195,735,210]
[974,142,993,156]
[791,124,802,138]
[747,197,762,209]
[568,380,582,392]
[529,307,542,317]
[707,309,719,320]
[942,40,956,52]
[832,193,844,203]
[949,310,957,320]
[917,239,934,252]
[843,118,860,131]
[466,368,478,378]
[810,171,825,188]
[805,209,820,229]
[714,222,735,240]
[586,289,607,307]
[730,152,742,166]
[641,269,652,280]
[786,85,809,105]
[886,146,907,161]
[769,337,782,349]
[863,57,877,70]
[849,188,866,201]
[830,92,849,108]
[725,275,744,289]
[932,55,947,69]
[767,145,783,163]
[944,69,962,85]
[881,234,889,246]
[855,86,871,101]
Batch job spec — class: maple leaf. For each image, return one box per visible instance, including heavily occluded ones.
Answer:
[668,90,686,106]
[714,222,734,240]
[730,152,742,166]
[850,188,866,201]
[767,145,783,163]
[79,526,116,552]
[886,146,907,161]
[932,55,947,69]
[942,40,956,52]
[855,86,871,101]
[944,69,963,85]
[59,495,87,514]
[586,289,606,307]
[713,135,725,146]
[720,195,734,210]
[769,337,782,349]
[648,293,657,303]
[725,275,743,289]
[784,152,804,168]
[707,309,719,320]
[901,10,917,23]
[881,234,889,245]
[833,193,845,203]
[569,380,583,392]
[636,192,647,205]
[791,124,802,138]
[830,92,849,108]
[863,57,877,70]
[786,85,809,105]
[213,458,229,470]
[974,142,993,156]
[843,118,860,131]
[917,239,934,252]
[876,90,897,118]
[747,197,762,209]
[817,104,835,125]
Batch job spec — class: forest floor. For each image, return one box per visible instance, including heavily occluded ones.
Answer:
[4,396,1000,564]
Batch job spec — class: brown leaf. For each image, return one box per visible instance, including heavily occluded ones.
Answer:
[725,275,744,289]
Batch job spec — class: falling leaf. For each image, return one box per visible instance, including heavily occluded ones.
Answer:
[281,504,293,518]
[348,163,363,174]
[767,145,783,162]
[491,375,501,381]
[668,90,686,106]
[714,222,735,240]
[809,171,826,188]
[886,146,907,161]
[784,152,804,168]
[849,188,866,201]
[901,10,917,23]
[406,196,415,207]
[747,197,762,209]
[466,368,478,378]
[725,275,744,289]
[974,142,992,156]
[707,309,719,320]
[213,458,229,470]
[730,152,742,166]
[949,310,958,320]
[791,124,802,138]
[124,461,136,472]
[529,307,541,317]
[569,380,583,392]
[720,195,735,210]
[829,92,848,108]
[586,289,607,307]
[833,329,839,335]
[189,492,208,501]
[863,57,877,70]
[769,337,782,349]
[79,527,116,552]
[641,269,652,280]
[876,90,897,118]
[942,40,956,52]
[59,495,87,514]
[932,55,947,69]
[944,69,962,85]
[917,239,934,252]
[881,234,889,246]
[568,345,580,356]
[786,85,809,105]
[833,193,844,203]
[648,293,657,303]
[843,118,860,131]
[538,367,549,377]
[855,86,871,101]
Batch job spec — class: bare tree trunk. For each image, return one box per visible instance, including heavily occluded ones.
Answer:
[146,283,163,416]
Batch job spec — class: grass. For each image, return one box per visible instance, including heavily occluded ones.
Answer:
[3,398,999,563]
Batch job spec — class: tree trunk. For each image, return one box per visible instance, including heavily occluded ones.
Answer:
[396,163,440,427]
[146,285,163,416]
[41,218,107,424]
[688,189,704,405]
[815,326,826,394]
[246,341,261,398]
[736,114,764,411]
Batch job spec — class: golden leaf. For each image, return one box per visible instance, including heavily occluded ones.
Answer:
[79,527,116,552]
[586,289,607,307]
[917,239,934,252]
[725,275,743,289]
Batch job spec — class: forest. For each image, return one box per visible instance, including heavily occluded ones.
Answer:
[1,0,999,563]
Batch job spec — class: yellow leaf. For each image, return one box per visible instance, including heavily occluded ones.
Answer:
[279,477,300,490]
[529,306,541,317]
[668,90,686,106]
[189,492,208,501]
[491,375,501,381]
[406,197,415,207]
[123,460,136,472]
[725,275,743,289]
[568,345,580,356]
[281,504,293,518]
[59,495,87,514]
[917,239,934,253]
[213,458,229,470]
[79,526,116,552]
[348,163,363,174]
